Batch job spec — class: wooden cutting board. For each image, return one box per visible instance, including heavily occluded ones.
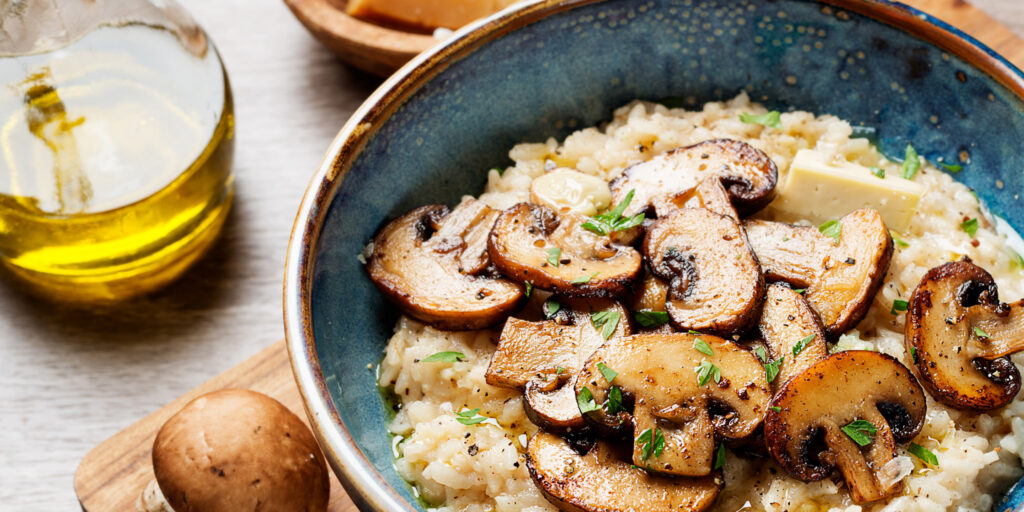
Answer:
[73,1,1024,510]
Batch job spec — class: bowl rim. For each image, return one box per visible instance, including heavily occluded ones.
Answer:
[283,1,1024,510]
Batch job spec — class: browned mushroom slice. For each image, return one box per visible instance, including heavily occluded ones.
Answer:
[488,203,642,298]
[577,332,771,476]
[527,432,721,512]
[628,271,673,333]
[610,138,777,218]
[765,351,927,504]
[644,208,764,336]
[744,209,893,339]
[906,259,1024,410]
[486,298,632,430]
[759,284,828,388]
[676,178,739,221]
[366,201,525,330]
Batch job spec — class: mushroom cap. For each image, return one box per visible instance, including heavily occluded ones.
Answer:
[488,203,642,298]
[644,208,765,336]
[577,332,771,476]
[758,283,828,388]
[765,351,926,503]
[906,260,1024,410]
[609,138,778,218]
[526,432,721,512]
[366,201,525,330]
[152,389,330,512]
[744,208,893,338]
[486,298,632,431]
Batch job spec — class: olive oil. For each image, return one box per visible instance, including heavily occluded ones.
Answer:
[0,24,234,301]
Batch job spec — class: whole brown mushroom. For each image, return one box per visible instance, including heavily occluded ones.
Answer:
[140,389,330,512]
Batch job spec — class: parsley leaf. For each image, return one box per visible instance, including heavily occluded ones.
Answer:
[695,360,721,386]
[740,111,782,128]
[633,310,670,327]
[493,167,505,176]
[571,272,600,284]
[597,362,618,383]
[637,427,666,461]
[524,282,533,298]
[974,326,990,339]
[543,298,561,319]
[582,189,645,236]
[908,442,939,466]
[902,144,921,180]
[819,220,841,245]
[420,351,466,363]
[606,386,625,414]
[940,161,963,173]
[694,338,714,356]
[764,356,784,383]
[455,408,488,425]
[793,288,806,294]
[576,386,601,414]
[890,230,910,248]
[545,247,562,267]
[910,347,918,363]
[556,366,566,375]
[841,419,878,446]
[792,334,815,357]
[591,311,622,340]
[770,406,782,413]
[713,443,726,469]
[870,166,886,179]
[961,218,978,238]
[753,346,768,363]
[891,299,909,315]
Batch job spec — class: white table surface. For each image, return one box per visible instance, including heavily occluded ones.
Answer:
[1,0,1021,509]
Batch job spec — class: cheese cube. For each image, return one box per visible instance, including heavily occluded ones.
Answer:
[347,0,520,30]
[772,149,924,232]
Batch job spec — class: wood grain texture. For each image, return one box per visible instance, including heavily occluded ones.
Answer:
[0,1,1020,511]
[73,340,358,512]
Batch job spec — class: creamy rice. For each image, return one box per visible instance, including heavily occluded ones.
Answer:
[377,92,1024,512]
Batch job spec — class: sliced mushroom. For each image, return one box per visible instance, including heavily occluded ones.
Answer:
[366,200,525,330]
[744,209,893,338]
[527,432,721,512]
[610,139,777,218]
[577,332,771,476]
[644,208,765,336]
[906,259,1024,410]
[765,351,927,504]
[488,203,642,298]
[628,271,674,333]
[486,298,632,430]
[759,284,829,388]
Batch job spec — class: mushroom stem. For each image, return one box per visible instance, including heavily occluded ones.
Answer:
[968,303,1024,360]
[823,410,900,503]
[633,401,715,476]
[676,179,739,221]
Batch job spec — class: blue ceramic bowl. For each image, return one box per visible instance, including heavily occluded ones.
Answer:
[284,1,1024,510]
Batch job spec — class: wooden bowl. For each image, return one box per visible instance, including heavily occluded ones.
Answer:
[283,0,436,76]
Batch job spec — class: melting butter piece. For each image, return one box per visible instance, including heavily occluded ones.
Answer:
[529,168,612,217]
[347,0,520,30]
[773,149,924,232]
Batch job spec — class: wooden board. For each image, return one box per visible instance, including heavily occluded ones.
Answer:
[73,1,1024,511]
[73,340,358,512]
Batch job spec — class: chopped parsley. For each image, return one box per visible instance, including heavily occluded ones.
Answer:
[901,144,921,180]
[753,346,768,363]
[571,272,600,284]
[606,385,625,414]
[713,443,726,469]
[792,334,815,357]
[890,230,910,248]
[870,166,886,179]
[974,326,990,339]
[545,247,562,267]
[961,218,979,238]
[591,311,622,340]
[696,360,722,386]
[556,366,566,375]
[597,362,618,383]
[770,406,782,413]
[582,189,645,236]
[420,351,466,363]
[493,167,505,176]
[840,419,878,446]
[455,408,488,425]
[910,347,918,363]
[940,161,963,173]
[694,338,714,356]
[891,299,909,315]
[524,282,533,298]
[543,298,561,319]
[818,220,841,245]
[793,288,806,294]
[740,110,782,128]
[764,356,784,383]
[637,427,666,461]
[576,386,601,414]
[633,310,670,327]
[908,442,939,466]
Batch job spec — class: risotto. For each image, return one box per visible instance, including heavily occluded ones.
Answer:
[375,92,1024,512]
